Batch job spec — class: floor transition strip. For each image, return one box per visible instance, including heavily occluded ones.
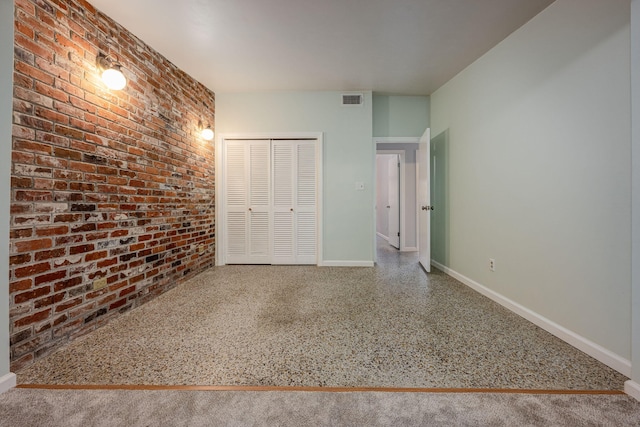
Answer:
[16,384,626,395]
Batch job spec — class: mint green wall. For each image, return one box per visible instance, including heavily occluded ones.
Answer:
[1,0,13,379]
[430,130,449,266]
[631,0,640,383]
[431,0,631,362]
[372,95,429,138]
[216,91,375,263]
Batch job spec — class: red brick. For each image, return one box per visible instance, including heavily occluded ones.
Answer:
[14,309,52,328]
[85,250,107,261]
[69,244,95,255]
[14,286,51,304]
[11,177,32,190]
[35,270,67,286]
[36,226,69,236]
[15,190,52,201]
[10,279,33,293]
[14,238,52,253]
[14,262,51,280]
[53,276,83,292]
[10,253,32,266]
[35,248,67,261]
[54,297,83,313]
[34,292,66,309]
[11,228,33,239]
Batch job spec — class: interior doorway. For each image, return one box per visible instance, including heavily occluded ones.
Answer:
[375,143,419,261]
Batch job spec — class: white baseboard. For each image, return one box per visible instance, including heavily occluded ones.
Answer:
[431,260,632,377]
[0,373,16,395]
[320,260,375,267]
[376,232,389,240]
[401,247,418,252]
[625,380,640,401]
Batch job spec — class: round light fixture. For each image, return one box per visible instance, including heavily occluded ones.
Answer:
[101,65,126,90]
[96,54,127,90]
[201,127,214,141]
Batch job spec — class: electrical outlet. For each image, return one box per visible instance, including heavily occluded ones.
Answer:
[489,258,495,272]
[93,277,108,290]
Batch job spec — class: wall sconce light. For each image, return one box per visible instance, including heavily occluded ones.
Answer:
[96,54,127,90]
[201,126,214,141]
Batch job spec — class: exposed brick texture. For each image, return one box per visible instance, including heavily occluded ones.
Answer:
[10,0,216,371]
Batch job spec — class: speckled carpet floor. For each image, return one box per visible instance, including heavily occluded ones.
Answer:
[17,238,628,390]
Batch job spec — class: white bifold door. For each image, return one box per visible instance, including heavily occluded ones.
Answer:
[224,139,317,265]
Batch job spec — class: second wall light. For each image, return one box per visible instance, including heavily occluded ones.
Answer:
[96,53,127,90]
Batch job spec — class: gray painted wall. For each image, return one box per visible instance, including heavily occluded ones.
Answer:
[431,0,631,366]
[0,0,13,379]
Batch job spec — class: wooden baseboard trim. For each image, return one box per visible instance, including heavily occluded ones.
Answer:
[16,384,625,395]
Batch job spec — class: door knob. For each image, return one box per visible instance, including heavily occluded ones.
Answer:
[386,205,390,208]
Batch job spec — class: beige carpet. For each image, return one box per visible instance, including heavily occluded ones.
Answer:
[1,388,640,427]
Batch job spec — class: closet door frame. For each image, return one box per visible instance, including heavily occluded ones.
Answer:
[216,133,323,266]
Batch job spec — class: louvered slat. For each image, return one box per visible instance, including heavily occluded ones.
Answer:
[296,211,316,259]
[226,143,246,206]
[273,211,294,258]
[226,212,246,256]
[250,143,270,207]
[272,143,293,207]
[297,143,315,206]
[250,211,269,256]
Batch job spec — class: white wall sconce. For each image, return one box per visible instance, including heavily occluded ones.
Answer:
[96,53,127,90]
[201,126,214,141]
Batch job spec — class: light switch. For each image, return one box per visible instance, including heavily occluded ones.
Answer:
[355,182,365,191]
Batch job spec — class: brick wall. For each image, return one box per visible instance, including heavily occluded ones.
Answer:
[9,0,216,371]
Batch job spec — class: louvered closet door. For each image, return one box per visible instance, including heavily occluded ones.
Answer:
[271,140,316,265]
[272,142,295,263]
[295,141,317,264]
[224,140,271,264]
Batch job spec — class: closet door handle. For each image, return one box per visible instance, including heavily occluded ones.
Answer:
[248,208,252,211]
[290,208,294,212]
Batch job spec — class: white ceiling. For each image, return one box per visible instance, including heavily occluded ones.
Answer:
[89,0,555,95]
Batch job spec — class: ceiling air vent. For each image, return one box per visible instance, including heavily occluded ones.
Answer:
[341,93,364,107]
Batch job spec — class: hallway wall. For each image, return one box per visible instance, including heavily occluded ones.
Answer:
[431,0,631,372]
[8,0,216,370]
[372,95,429,138]
[375,155,393,239]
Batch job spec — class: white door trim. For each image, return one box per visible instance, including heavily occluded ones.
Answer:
[417,128,431,272]
[216,133,323,266]
[373,137,421,144]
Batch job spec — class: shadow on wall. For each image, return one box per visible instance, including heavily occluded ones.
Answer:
[431,129,449,266]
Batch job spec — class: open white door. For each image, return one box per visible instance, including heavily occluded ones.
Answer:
[387,155,400,249]
[417,128,431,272]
